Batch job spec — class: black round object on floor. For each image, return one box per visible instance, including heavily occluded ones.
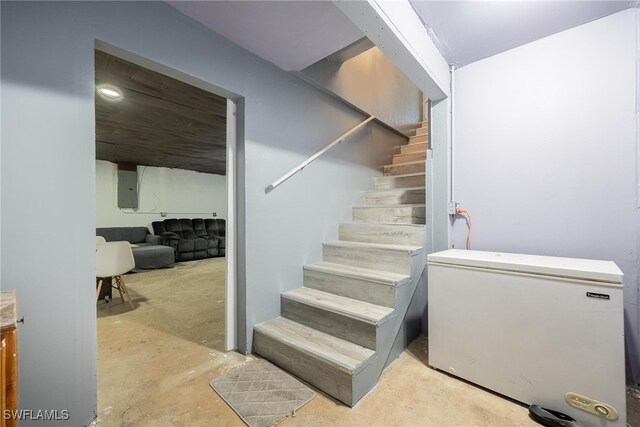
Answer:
[529,405,584,427]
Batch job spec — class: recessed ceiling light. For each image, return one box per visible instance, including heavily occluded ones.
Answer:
[97,85,122,100]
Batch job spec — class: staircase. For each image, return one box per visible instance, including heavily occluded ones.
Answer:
[254,120,429,406]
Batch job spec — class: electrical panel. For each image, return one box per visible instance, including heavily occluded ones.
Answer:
[117,163,138,209]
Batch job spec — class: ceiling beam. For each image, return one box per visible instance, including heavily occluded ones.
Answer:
[334,0,450,101]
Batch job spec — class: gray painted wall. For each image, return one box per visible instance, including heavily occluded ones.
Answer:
[301,47,422,133]
[452,9,639,384]
[0,2,402,425]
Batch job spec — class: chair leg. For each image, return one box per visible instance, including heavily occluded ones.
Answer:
[96,279,104,302]
[117,276,134,309]
[113,276,125,303]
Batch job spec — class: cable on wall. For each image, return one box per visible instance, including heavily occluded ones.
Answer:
[456,208,472,250]
[137,165,147,195]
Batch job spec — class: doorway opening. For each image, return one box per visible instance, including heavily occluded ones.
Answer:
[93,43,239,423]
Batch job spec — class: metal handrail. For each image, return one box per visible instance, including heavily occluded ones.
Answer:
[264,115,375,194]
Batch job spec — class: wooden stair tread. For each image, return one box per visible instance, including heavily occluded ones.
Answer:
[384,160,424,167]
[374,174,427,190]
[353,205,426,225]
[305,261,410,286]
[323,239,423,254]
[377,172,425,179]
[341,222,426,228]
[393,153,426,165]
[401,142,428,152]
[353,204,426,209]
[384,162,425,176]
[255,317,375,374]
[284,287,395,325]
[409,135,428,143]
[366,186,425,194]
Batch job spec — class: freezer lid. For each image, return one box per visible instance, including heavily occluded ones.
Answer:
[428,249,623,284]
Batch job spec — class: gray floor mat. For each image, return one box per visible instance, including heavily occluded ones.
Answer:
[210,359,315,427]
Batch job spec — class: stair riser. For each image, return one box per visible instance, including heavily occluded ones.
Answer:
[339,223,426,246]
[414,127,428,136]
[401,142,428,154]
[409,135,428,144]
[323,245,414,275]
[365,189,425,206]
[384,162,425,176]
[392,152,426,165]
[353,206,425,224]
[282,298,378,349]
[254,331,355,405]
[304,268,396,308]
[374,174,425,190]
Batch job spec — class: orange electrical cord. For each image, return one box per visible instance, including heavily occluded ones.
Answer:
[456,208,472,250]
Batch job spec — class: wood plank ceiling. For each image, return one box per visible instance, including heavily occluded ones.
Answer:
[95,50,227,175]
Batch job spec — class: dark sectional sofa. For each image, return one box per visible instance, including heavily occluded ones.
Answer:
[152,218,225,262]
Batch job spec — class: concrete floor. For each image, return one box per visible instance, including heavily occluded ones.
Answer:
[97,258,640,427]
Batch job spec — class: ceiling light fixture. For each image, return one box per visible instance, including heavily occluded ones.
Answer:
[97,85,122,100]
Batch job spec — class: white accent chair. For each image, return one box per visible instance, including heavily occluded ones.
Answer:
[96,235,106,248]
[96,241,135,308]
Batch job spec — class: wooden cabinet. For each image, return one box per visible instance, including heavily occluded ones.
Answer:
[0,291,18,427]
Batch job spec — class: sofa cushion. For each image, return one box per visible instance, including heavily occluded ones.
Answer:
[193,250,208,260]
[152,221,167,235]
[205,219,225,250]
[192,218,208,237]
[178,239,195,253]
[97,227,149,244]
[193,238,208,252]
[178,219,198,239]
[205,219,225,237]
[206,237,219,249]
[132,245,175,270]
[145,234,163,246]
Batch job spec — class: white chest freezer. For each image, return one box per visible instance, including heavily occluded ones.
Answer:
[428,249,626,427]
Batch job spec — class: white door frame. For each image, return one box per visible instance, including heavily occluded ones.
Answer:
[225,99,237,351]
[95,40,240,351]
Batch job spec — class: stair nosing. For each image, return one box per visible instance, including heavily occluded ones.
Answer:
[323,239,423,255]
[365,186,426,194]
[353,204,426,209]
[255,317,375,375]
[304,261,410,287]
[401,144,428,150]
[375,172,426,179]
[339,222,426,228]
[384,160,425,167]
[283,288,395,326]
[393,152,426,158]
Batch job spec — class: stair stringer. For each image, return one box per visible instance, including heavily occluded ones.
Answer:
[384,266,426,368]
[350,249,426,405]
